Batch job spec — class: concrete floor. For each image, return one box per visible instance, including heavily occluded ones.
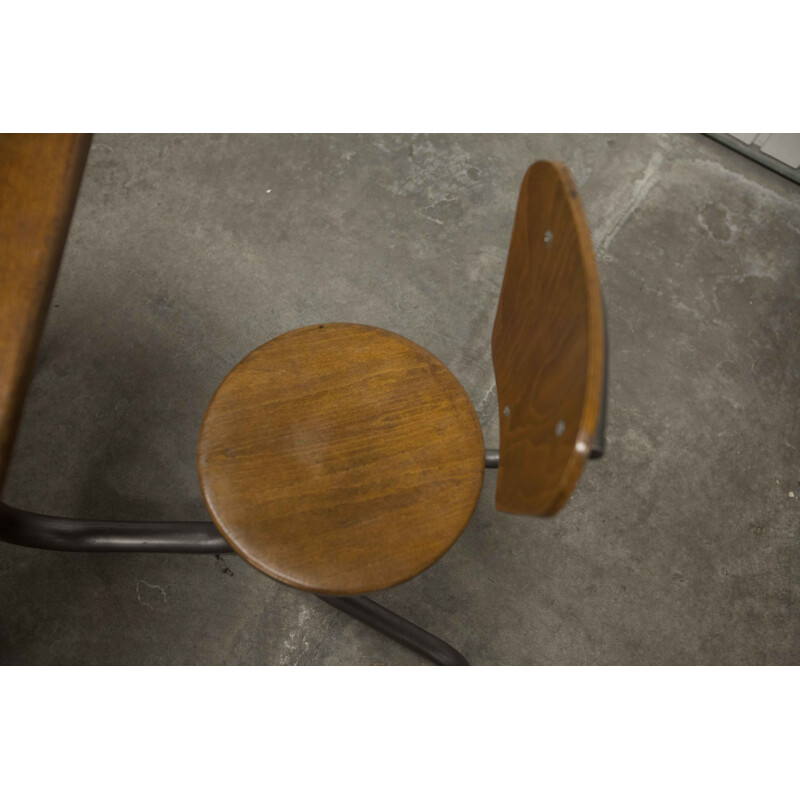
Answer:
[1,133,798,665]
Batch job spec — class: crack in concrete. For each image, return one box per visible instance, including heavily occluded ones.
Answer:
[595,150,665,254]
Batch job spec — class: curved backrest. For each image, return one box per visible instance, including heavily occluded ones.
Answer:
[492,161,604,516]
[0,134,91,494]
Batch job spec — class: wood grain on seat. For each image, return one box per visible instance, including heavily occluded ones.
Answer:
[492,161,604,516]
[197,323,485,595]
[0,133,91,493]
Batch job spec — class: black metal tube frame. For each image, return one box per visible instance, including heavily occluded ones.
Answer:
[319,595,468,666]
[0,501,468,665]
[0,503,229,553]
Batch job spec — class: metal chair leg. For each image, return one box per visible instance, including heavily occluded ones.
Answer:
[318,594,468,666]
[0,502,468,665]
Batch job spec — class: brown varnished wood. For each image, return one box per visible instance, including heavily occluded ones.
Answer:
[492,161,604,516]
[0,133,91,493]
[197,323,485,595]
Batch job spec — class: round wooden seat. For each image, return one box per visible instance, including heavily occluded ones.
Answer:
[197,323,485,595]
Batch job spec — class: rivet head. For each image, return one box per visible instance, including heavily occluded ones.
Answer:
[503,406,510,418]
[544,230,553,245]
[555,419,566,437]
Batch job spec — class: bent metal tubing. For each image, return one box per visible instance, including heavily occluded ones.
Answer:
[0,502,469,665]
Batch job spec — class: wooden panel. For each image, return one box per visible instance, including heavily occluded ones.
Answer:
[492,161,604,516]
[197,323,485,595]
[0,134,91,493]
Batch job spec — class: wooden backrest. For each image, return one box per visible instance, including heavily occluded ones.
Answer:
[492,161,604,515]
[0,133,91,493]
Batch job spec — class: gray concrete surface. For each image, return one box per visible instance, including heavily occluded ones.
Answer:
[1,133,797,665]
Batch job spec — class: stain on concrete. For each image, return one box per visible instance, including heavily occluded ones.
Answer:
[136,580,167,610]
[698,203,734,242]
[215,555,234,577]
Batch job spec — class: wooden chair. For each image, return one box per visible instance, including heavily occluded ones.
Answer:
[0,136,606,665]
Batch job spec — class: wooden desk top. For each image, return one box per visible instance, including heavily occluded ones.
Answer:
[0,134,91,493]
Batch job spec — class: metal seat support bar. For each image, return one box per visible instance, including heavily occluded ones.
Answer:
[0,502,231,553]
[0,501,468,665]
[318,595,468,666]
